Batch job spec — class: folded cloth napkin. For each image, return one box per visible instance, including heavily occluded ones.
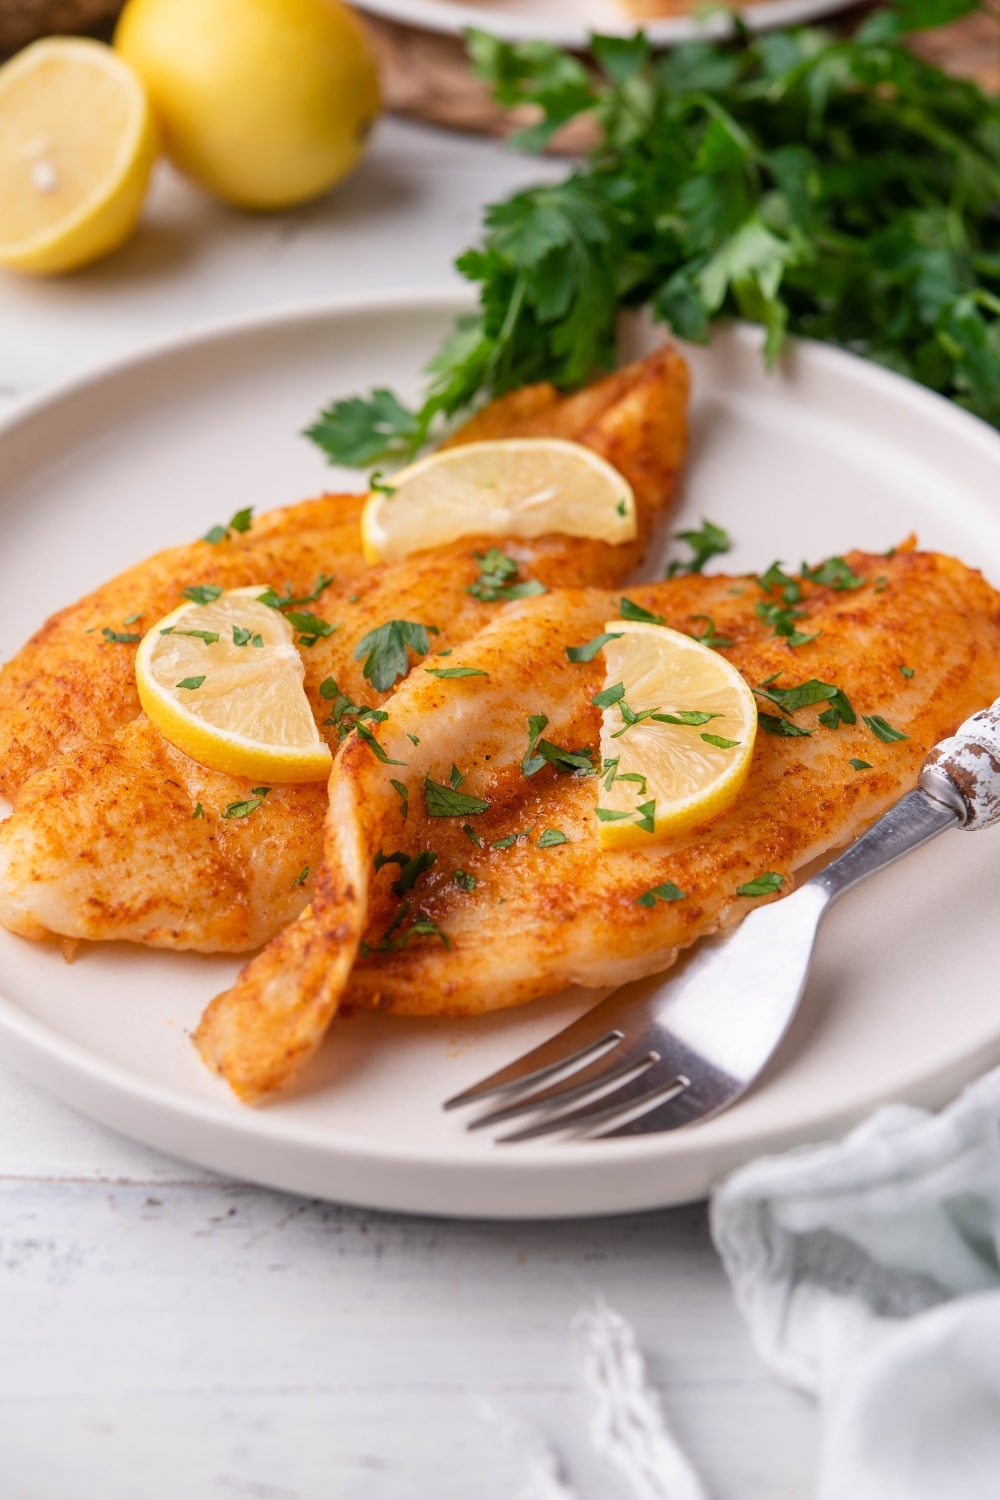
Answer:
[710,1066,1000,1499]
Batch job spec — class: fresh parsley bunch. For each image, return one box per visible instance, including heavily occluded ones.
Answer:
[307,0,1000,466]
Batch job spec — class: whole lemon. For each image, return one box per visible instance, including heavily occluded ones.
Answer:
[114,0,380,210]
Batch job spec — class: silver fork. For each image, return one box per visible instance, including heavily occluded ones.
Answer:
[444,698,1000,1142]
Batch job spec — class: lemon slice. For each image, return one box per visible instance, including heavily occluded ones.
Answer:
[361,438,637,564]
[135,587,332,783]
[595,620,757,849]
[0,38,157,276]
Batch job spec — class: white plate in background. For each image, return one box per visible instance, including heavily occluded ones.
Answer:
[356,0,857,49]
[1,291,1000,1218]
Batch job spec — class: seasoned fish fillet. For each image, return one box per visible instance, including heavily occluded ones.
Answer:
[195,548,1000,1100]
[0,492,369,802]
[0,348,689,952]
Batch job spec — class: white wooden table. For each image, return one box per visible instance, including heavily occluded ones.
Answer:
[0,118,818,1498]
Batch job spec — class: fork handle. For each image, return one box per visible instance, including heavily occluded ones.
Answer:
[808,694,1000,904]
[919,696,1000,832]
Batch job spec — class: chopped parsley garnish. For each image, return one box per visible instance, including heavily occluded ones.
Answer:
[522,713,595,775]
[374,848,438,897]
[257,574,335,611]
[356,724,406,764]
[737,872,784,897]
[801,557,864,591]
[250,787,271,797]
[601,756,647,795]
[850,758,873,770]
[423,777,490,817]
[636,880,685,907]
[121,613,143,626]
[424,666,489,679]
[101,627,142,644]
[610,701,665,738]
[538,827,568,847]
[390,778,409,818]
[161,627,220,645]
[634,800,656,834]
[449,763,464,788]
[566,631,623,663]
[619,597,665,626]
[203,507,253,544]
[592,681,625,709]
[595,807,631,822]
[176,675,205,690]
[292,865,310,887]
[285,611,338,648]
[362,900,451,955]
[701,733,740,749]
[900,665,915,679]
[368,470,396,496]
[232,626,264,648]
[223,794,266,819]
[491,833,518,850]
[180,584,222,606]
[192,802,204,820]
[754,675,855,733]
[467,548,546,602]
[665,520,731,578]
[873,576,889,594]
[863,714,909,743]
[356,619,438,691]
[407,732,420,746]
[462,822,483,847]
[651,710,719,727]
[688,614,733,650]
[319,677,388,740]
[755,564,818,647]
[454,869,477,891]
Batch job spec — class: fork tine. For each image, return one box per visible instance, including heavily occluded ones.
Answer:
[466,1045,652,1131]
[443,991,626,1110]
[494,1058,688,1144]
[592,1072,732,1139]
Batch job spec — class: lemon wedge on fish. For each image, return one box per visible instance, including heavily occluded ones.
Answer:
[0,38,157,276]
[361,438,637,564]
[595,620,757,849]
[135,587,332,783]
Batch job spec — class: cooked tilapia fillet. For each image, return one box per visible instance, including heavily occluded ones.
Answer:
[195,548,1000,1101]
[0,492,371,802]
[0,347,689,952]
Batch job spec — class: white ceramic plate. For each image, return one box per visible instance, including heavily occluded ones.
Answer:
[2,292,1000,1219]
[355,0,855,49]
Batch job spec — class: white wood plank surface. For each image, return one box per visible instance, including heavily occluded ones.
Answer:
[0,117,819,1498]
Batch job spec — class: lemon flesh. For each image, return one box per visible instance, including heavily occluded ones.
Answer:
[596,621,757,849]
[115,0,380,210]
[0,38,156,275]
[362,438,637,564]
[135,588,332,783]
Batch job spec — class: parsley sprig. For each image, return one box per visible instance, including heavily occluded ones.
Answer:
[306,0,1000,465]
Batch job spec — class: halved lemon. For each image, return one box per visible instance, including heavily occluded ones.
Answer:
[595,620,757,849]
[135,587,332,783]
[0,38,157,276]
[361,438,637,564]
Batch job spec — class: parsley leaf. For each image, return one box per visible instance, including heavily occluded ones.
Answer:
[285,611,338,647]
[374,848,437,897]
[423,777,490,817]
[665,520,731,577]
[566,631,623,663]
[319,677,388,740]
[863,714,909,743]
[801,557,865,591]
[538,828,568,847]
[181,584,222,606]
[356,724,406,765]
[355,620,438,691]
[849,757,873,770]
[101,627,142,644]
[390,778,409,819]
[223,795,265,819]
[636,880,685,907]
[176,675,205,690]
[305,388,421,467]
[737,871,784,897]
[424,666,489,679]
[454,869,477,891]
[467,548,546,602]
[203,507,253,544]
[619,597,665,625]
